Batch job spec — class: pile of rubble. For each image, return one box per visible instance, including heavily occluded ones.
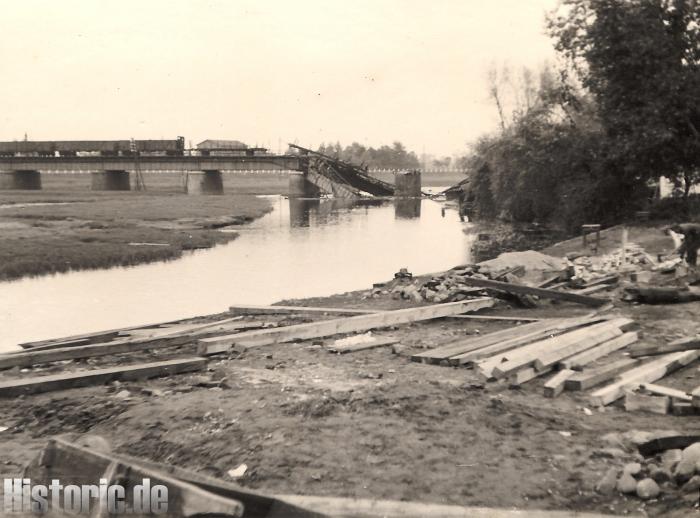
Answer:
[370,251,567,304]
[595,432,700,503]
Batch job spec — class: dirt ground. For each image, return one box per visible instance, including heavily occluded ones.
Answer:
[1,224,699,517]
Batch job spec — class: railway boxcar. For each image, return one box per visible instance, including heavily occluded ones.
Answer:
[0,137,184,157]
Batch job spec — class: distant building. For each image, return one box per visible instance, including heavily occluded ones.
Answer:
[197,139,248,150]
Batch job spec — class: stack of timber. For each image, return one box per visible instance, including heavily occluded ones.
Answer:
[412,309,700,412]
[0,298,495,398]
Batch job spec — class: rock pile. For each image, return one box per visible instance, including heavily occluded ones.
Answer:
[596,433,700,502]
[566,242,656,283]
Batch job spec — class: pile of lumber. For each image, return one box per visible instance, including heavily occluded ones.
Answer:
[0,298,495,397]
[414,313,700,410]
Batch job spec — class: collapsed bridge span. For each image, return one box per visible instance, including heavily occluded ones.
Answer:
[289,143,398,198]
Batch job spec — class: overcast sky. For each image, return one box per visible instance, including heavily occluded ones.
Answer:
[0,0,558,157]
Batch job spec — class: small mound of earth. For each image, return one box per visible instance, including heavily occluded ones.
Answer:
[478,250,565,281]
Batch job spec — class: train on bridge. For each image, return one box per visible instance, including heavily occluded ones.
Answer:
[0,137,273,158]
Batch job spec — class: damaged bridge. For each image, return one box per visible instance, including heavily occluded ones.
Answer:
[290,144,419,198]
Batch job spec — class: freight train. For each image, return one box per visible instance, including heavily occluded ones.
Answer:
[0,137,186,157]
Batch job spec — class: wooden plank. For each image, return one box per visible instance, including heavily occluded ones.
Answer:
[448,327,566,366]
[564,358,639,391]
[328,336,398,354]
[629,336,700,358]
[445,314,542,322]
[0,321,264,369]
[16,316,250,353]
[491,319,629,379]
[228,304,376,316]
[276,494,615,518]
[533,320,633,371]
[580,274,619,288]
[507,366,552,386]
[624,391,670,414]
[24,439,246,518]
[448,318,603,366]
[537,273,565,288]
[458,276,609,307]
[577,284,613,296]
[544,369,575,398]
[0,336,193,370]
[233,304,541,323]
[16,316,195,349]
[0,357,206,397]
[692,385,700,408]
[411,318,566,363]
[558,332,638,369]
[198,298,495,355]
[589,350,700,406]
[639,383,692,401]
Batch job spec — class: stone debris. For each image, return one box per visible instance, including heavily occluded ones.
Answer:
[635,478,660,499]
[597,435,700,502]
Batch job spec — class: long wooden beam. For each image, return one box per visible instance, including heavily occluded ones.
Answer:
[0,321,264,370]
[411,318,565,364]
[629,335,700,358]
[639,383,692,401]
[24,439,246,518]
[229,304,376,316]
[533,320,631,371]
[229,304,541,323]
[451,317,605,367]
[589,350,700,406]
[564,358,639,391]
[457,277,609,307]
[491,320,628,379]
[0,336,190,370]
[0,357,206,397]
[558,332,638,369]
[198,298,495,355]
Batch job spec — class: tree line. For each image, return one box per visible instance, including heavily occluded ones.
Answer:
[464,0,699,230]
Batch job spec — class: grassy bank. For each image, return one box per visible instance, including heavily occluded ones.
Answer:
[0,190,272,281]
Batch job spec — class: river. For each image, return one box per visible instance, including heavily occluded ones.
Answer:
[0,195,475,351]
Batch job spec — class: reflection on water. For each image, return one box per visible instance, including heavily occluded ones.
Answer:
[394,198,421,219]
[0,196,475,351]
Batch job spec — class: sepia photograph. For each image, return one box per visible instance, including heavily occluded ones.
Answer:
[0,1,699,516]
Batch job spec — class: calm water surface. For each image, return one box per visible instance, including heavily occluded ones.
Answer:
[0,196,474,351]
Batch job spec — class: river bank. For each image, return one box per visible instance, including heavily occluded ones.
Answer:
[1,223,698,517]
[0,191,273,281]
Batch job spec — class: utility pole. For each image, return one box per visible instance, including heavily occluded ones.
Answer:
[131,138,146,191]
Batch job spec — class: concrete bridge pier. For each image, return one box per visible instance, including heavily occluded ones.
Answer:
[0,170,42,190]
[185,170,224,195]
[394,170,422,198]
[394,198,421,219]
[91,170,131,191]
[288,171,321,197]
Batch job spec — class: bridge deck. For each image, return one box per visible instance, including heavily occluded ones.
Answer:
[0,155,302,173]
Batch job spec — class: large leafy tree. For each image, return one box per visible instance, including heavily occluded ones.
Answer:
[548,0,700,195]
